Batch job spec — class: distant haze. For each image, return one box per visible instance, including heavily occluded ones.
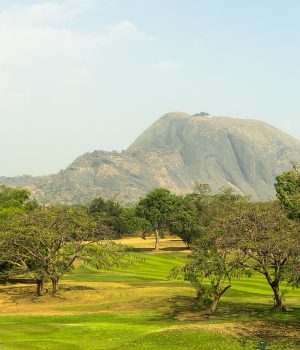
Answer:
[0,0,299,176]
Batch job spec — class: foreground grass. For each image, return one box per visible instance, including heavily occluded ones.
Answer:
[0,313,262,350]
[0,237,299,349]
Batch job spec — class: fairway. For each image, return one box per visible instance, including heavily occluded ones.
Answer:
[0,237,299,350]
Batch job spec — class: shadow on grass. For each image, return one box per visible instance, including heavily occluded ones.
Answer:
[1,285,50,303]
[161,295,300,321]
[0,278,34,285]
[61,285,95,292]
[158,295,300,345]
[125,247,155,252]
[0,282,96,305]
[161,246,188,252]
[124,246,187,253]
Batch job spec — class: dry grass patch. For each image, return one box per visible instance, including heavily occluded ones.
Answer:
[0,280,193,316]
[150,320,300,345]
[0,281,127,315]
[115,236,189,253]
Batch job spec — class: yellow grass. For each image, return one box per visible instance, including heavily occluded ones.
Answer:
[114,235,189,252]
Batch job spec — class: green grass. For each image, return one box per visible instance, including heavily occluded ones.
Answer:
[0,313,259,350]
[64,251,187,282]
[0,248,300,350]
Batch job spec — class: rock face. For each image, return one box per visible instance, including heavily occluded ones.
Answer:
[1,112,300,203]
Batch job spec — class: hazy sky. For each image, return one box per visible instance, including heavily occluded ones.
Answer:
[0,0,300,176]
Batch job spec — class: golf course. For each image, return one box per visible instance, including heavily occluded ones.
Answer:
[0,237,299,350]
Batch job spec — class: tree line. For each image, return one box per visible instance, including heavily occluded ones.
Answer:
[0,165,299,313]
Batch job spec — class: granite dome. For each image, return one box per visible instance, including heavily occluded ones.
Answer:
[1,112,300,203]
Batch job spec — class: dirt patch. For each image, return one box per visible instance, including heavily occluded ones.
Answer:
[238,320,300,342]
[151,320,300,344]
[194,320,300,342]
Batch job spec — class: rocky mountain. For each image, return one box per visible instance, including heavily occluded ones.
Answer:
[1,112,300,204]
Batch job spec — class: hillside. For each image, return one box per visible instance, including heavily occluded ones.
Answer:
[1,112,300,203]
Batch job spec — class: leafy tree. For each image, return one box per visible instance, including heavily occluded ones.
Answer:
[0,205,98,295]
[88,197,108,214]
[275,163,300,221]
[89,197,122,217]
[0,262,14,282]
[174,186,247,247]
[0,203,134,296]
[224,202,300,311]
[119,206,144,237]
[168,195,200,247]
[0,186,35,281]
[83,242,137,271]
[136,188,179,251]
[0,189,138,295]
[88,197,125,238]
[174,228,247,314]
[173,187,248,313]
[186,183,212,212]
[0,185,30,208]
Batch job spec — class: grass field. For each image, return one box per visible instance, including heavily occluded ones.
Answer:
[0,237,299,349]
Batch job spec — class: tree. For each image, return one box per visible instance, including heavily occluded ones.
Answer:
[0,205,98,295]
[0,262,14,282]
[0,186,35,282]
[168,195,200,247]
[174,228,247,314]
[225,202,300,311]
[0,189,136,296]
[0,185,30,208]
[136,188,179,251]
[173,186,248,248]
[88,197,125,238]
[172,187,248,313]
[119,206,144,237]
[275,163,300,221]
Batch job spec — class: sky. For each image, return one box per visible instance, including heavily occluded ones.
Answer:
[0,0,300,176]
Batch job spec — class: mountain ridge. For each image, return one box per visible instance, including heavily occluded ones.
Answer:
[1,112,300,204]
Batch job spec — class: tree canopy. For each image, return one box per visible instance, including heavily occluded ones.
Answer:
[0,185,30,208]
[0,190,130,296]
[275,163,300,221]
[223,201,300,310]
[172,186,249,313]
[136,188,182,251]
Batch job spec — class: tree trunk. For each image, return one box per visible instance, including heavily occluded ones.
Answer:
[196,290,203,301]
[271,282,287,311]
[209,297,220,314]
[209,285,231,314]
[51,277,60,294]
[36,279,44,297]
[154,229,160,251]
